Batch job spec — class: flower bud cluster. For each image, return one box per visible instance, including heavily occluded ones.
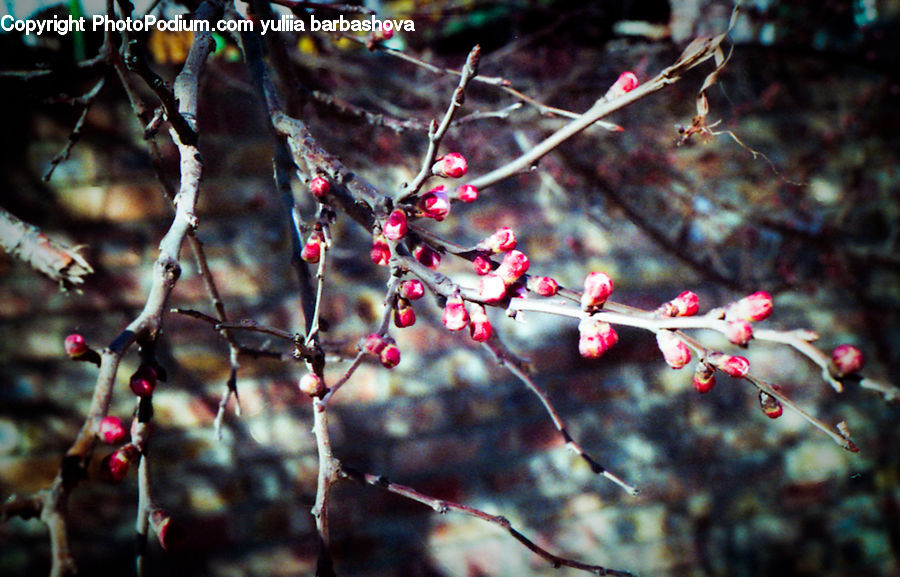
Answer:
[578,317,618,358]
[362,333,401,369]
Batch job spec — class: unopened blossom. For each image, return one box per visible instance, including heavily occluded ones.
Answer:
[418,185,451,221]
[456,184,478,203]
[656,331,691,369]
[383,209,408,241]
[581,272,614,309]
[726,291,773,323]
[442,295,469,331]
[830,344,864,377]
[432,152,467,178]
[578,317,618,358]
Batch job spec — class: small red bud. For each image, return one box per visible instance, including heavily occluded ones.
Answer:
[399,279,425,300]
[129,366,158,397]
[418,185,451,221]
[478,273,508,303]
[362,333,386,356]
[692,363,716,393]
[442,295,470,331]
[578,318,618,358]
[100,443,139,483]
[432,152,467,178]
[726,291,773,323]
[371,236,391,266]
[472,255,493,275]
[830,344,864,377]
[393,300,417,328]
[496,250,529,284]
[710,353,750,379]
[660,291,699,317]
[656,331,691,369]
[150,508,182,550]
[383,209,408,241]
[758,391,783,418]
[456,184,478,203]
[299,372,327,397]
[379,342,401,369]
[478,227,517,253]
[469,304,492,342]
[725,319,754,346]
[581,272,614,309]
[530,276,559,297]
[98,416,128,445]
[309,176,330,198]
[301,231,324,264]
[413,244,441,269]
[605,71,639,100]
[371,21,394,42]
[64,333,88,357]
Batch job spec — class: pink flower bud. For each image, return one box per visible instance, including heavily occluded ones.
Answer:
[605,71,639,100]
[472,255,493,275]
[150,508,182,551]
[383,209,408,241]
[399,279,425,300]
[299,372,327,397]
[692,363,716,394]
[371,21,394,42]
[432,152,467,178]
[758,391,783,418]
[442,295,470,331]
[725,319,754,346]
[726,291,773,322]
[709,353,750,379]
[413,244,441,269]
[581,272,614,310]
[362,333,386,356]
[129,366,158,397]
[64,333,88,357]
[371,236,391,266]
[418,185,451,221]
[379,342,401,369]
[301,231,323,264]
[393,300,416,328]
[830,344,864,377]
[478,227,517,253]
[660,291,699,317]
[530,276,559,297]
[478,273,508,303]
[496,250,529,284]
[100,443,139,483]
[578,318,618,358]
[309,176,330,198]
[656,331,691,369]
[469,304,492,342]
[98,416,128,445]
[456,184,478,203]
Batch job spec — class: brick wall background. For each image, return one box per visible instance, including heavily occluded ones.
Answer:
[1,2,898,577]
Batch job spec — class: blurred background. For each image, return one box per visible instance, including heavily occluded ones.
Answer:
[1,1,898,576]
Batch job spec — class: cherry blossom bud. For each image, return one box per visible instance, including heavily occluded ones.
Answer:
[660,291,699,317]
[98,416,128,445]
[456,184,478,203]
[394,299,416,328]
[692,363,716,394]
[726,291,773,322]
[830,344,864,377]
[413,244,441,269]
[496,250,529,284]
[399,279,425,300]
[129,366,158,397]
[379,342,401,369]
[472,255,493,275]
[725,319,754,346]
[383,209,408,241]
[301,231,324,264]
[604,71,639,100]
[371,21,394,42]
[581,272,614,310]
[578,318,618,358]
[371,235,391,266]
[656,331,691,369]
[432,152,468,178]
[150,508,182,550]
[478,227,517,253]
[758,391,783,418]
[309,176,330,198]
[709,353,750,378]
[64,333,88,357]
[362,333,386,356]
[530,276,559,297]
[478,273,508,303]
[469,304,492,342]
[100,443,139,483]
[299,372,327,397]
[418,185,451,221]
[442,295,470,331]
